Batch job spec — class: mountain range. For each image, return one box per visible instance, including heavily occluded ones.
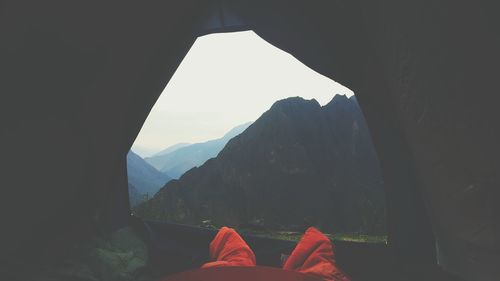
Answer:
[153,143,191,157]
[145,122,252,179]
[127,150,172,206]
[135,95,386,234]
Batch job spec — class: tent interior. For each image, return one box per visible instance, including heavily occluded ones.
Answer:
[1,1,498,281]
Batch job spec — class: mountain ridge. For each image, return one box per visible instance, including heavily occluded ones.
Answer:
[153,143,191,157]
[136,95,386,234]
[127,150,172,206]
[145,122,252,179]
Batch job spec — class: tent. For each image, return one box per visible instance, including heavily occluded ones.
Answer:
[1,1,498,280]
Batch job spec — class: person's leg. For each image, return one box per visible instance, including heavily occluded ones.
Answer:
[201,227,256,268]
[283,227,350,281]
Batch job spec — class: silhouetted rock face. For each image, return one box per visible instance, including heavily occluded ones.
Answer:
[136,96,386,234]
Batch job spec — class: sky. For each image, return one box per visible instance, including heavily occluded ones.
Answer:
[132,31,353,157]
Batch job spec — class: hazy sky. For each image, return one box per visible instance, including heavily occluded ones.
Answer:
[132,31,353,157]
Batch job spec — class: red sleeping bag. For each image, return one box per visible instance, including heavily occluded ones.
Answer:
[201,226,350,281]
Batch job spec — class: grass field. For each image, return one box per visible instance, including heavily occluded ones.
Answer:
[248,230,387,244]
[196,221,388,244]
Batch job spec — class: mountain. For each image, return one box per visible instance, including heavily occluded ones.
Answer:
[135,96,386,234]
[127,150,172,206]
[145,122,252,179]
[153,143,191,157]
[128,183,143,207]
[130,145,159,158]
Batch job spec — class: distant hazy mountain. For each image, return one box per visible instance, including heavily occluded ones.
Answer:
[130,145,158,158]
[145,122,252,179]
[128,183,143,207]
[153,143,191,157]
[136,96,386,234]
[127,150,172,206]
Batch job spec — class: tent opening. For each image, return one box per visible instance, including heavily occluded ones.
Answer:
[127,31,387,242]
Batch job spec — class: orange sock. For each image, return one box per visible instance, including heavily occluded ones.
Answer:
[283,227,350,281]
[201,227,256,268]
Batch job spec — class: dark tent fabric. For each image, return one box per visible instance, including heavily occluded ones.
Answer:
[0,1,499,280]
